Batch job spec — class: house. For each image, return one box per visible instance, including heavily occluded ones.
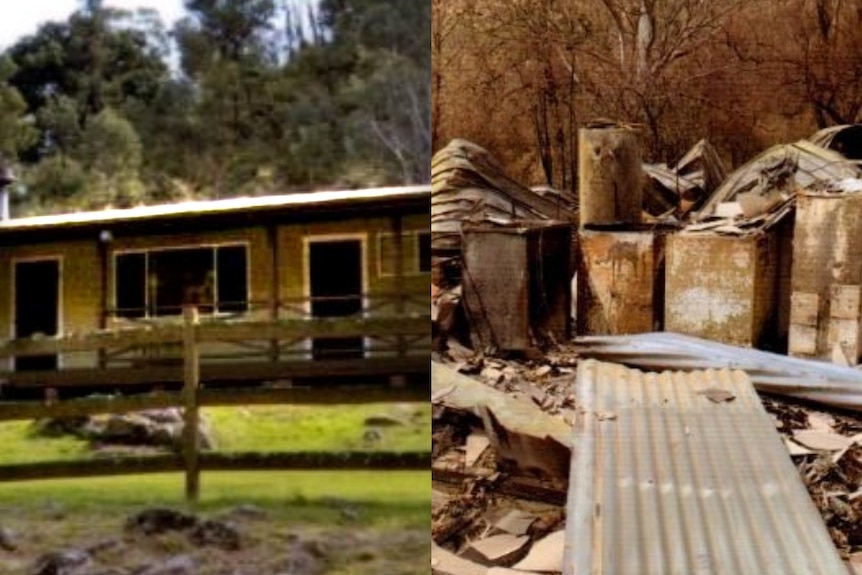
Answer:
[0,185,430,391]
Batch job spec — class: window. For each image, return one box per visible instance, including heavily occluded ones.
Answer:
[115,244,248,318]
[418,232,431,273]
[378,231,431,276]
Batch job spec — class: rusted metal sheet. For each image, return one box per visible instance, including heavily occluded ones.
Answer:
[578,123,643,226]
[576,228,666,336]
[462,221,571,351]
[808,124,862,160]
[431,139,576,252]
[565,360,846,575]
[642,139,727,218]
[696,140,861,220]
[790,191,862,361]
[574,332,862,411]
[665,229,781,348]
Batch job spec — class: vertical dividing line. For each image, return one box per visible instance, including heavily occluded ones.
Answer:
[183,305,201,503]
[268,224,280,362]
[392,215,406,359]
[98,238,108,369]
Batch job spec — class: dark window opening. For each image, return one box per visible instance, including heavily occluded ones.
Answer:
[216,245,248,313]
[151,248,214,316]
[116,253,146,318]
[418,232,431,273]
[309,239,363,359]
[115,245,249,318]
[15,259,60,371]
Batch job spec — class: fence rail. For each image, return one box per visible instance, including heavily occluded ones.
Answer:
[0,306,430,500]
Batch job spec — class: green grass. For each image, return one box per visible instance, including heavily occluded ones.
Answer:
[0,471,430,575]
[0,470,430,523]
[0,420,90,463]
[0,402,431,465]
[204,403,430,453]
[0,405,430,574]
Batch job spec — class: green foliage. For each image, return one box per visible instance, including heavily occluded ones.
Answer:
[0,57,37,158]
[2,0,431,211]
[77,107,143,175]
[18,155,89,213]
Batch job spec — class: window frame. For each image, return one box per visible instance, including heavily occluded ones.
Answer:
[377,230,431,278]
[112,241,251,319]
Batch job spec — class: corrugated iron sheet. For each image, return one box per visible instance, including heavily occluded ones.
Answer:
[573,332,862,411]
[431,139,575,251]
[565,360,846,575]
[696,140,860,220]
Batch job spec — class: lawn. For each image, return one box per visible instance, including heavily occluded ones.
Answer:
[0,404,431,574]
[0,471,430,575]
[0,402,431,464]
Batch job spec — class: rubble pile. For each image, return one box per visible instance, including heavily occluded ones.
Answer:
[432,123,862,574]
[432,344,574,575]
[432,338,862,573]
[764,394,862,559]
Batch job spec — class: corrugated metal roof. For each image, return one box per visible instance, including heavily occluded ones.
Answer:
[431,139,575,251]
[0,185,430,231]
[565,360,846,575]
[696,140,861,220]
[574,331,862,412]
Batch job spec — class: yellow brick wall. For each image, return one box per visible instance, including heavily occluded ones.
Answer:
[0,240,101,368]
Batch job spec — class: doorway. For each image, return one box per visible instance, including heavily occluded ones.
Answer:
[308,238,364,359]
[14,259,60,371]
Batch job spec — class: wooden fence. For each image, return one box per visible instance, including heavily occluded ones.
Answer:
[0,306,430,501]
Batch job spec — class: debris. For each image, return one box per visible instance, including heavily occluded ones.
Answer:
[432,490,450,514]
[462,534,529,565]
[432,361,571,482]
[698,387,736,403]
[511,530,565,573]
[480,367,505,385]
[431,543,486,575]
[793,430,855,452]
[533,365,552,379]
[32,549,92,575]
[491,510,536,537]
[784,438,814,456]
[464,432,490,468]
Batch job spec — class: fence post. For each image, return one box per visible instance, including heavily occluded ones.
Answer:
[182,305,201,503]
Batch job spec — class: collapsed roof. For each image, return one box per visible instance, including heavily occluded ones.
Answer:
[431,139,576,252]
[695,140,862,221]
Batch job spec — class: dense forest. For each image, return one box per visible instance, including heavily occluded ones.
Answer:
[0,0,430,215]
[432,0,862,190]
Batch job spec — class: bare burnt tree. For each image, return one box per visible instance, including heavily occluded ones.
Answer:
[580,0,758,161]
[777,0,862,127]
[466,0,590,190]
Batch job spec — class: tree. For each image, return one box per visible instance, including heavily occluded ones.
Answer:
[774,0,862,127]
[0,57,37,158]
[7,4,168,160]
